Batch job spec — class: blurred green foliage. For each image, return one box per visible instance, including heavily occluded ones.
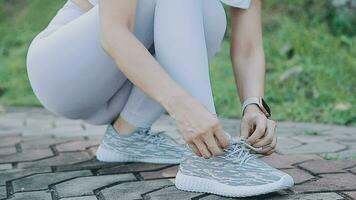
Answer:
[0,0,355,125]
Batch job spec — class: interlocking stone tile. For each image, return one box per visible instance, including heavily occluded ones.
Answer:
[0,149,53,164]
[60,196,97,200]
[24,118,54,129]
[344,192,356,199]
[53,126,103,137]
[293,173,356,193]
[333,137,356,146]
[100,179,173,200]
[56,140,99,152]
[261,154,321,169]
[278,141,346,154]
[281,168,315,184]
[21,134,52,141]
[276,136,303,151]
[54,119,84,127]
[55,158,116,172]
[0,132,21,137]
[144,185,202,199]
[140,165,178,180]
[81,124,106,132]
[349,166,356,174]
[0,136,21,147]
[22,125,85,136]
[0,167,51,186]
[0,118,24,130]
[201,191,291,200]
[199,195,238,200]
[0,186,6,199]
[0,146,16,155]
[261,193,344,200]
[298,160,356,174]
[98,163,171,175]
[0,164,12,170]
[323,126,356,136]
[20,137,75,150]
[291,135,331,143]
[9,190,52,200]
[18,152,92,168]
[55,174,136,198]
[331,148,356,160]
[12,170,92,192]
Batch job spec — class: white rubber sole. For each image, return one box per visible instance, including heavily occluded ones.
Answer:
[175,170,294,197]
[96,145,182,164]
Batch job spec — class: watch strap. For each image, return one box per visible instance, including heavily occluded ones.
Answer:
[241,97,261,116]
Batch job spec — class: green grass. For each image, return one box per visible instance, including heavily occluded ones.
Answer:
[303,130,320,136]
[0,0,355,125]
[322,153,340,161]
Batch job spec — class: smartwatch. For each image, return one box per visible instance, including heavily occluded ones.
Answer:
[242,97,271,118]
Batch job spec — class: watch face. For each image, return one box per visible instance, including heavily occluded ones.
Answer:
[261,98,271,117]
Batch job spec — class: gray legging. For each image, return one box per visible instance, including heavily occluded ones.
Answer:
[27,0,227,128]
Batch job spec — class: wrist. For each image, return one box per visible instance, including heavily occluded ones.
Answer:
[243,104,263,116]
[241,97,271,118]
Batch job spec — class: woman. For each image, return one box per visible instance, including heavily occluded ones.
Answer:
[26,0,293,197]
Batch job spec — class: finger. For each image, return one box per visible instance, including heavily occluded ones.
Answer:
[240,119,251,139]
[260,135,277,154]
[253,120,276,148]
[203,133,224,156]
[188,142,201,157]
[265,148,275,156]
[247,116,267,144]
[193,139,212,158]
[213,126,230,149]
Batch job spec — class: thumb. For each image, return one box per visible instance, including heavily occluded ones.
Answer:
[240,120,251,139]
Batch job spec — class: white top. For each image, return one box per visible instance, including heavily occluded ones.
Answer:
[89,0,251,9]
[220,0,251,9]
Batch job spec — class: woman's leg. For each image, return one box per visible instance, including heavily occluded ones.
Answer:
[27,1,157,125]
[119,0,227,128]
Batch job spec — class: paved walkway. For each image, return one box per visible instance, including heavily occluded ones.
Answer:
[0,107,356,200]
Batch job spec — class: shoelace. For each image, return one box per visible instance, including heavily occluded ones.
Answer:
[138,128,167,147]
[222,137,262,165]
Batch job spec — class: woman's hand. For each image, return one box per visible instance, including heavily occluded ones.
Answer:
[170,97,230,158]
[240,105,277,155]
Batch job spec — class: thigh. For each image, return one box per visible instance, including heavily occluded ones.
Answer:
[27,0,156,118]
[202,0,227,60]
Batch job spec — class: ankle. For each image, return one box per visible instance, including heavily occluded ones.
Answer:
[113,116,137,136]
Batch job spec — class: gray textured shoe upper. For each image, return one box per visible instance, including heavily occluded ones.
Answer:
[101,125,187,160]
[179,138,289,186]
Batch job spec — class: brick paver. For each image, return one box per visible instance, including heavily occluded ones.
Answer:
[293,173,356,193]
[54,174,136,198]
[0,107,355,200]
[298,160,356,174]
[12,171,92,193]
[9,191,52,200]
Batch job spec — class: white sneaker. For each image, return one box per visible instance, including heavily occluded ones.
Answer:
[175,138,294,197]
[96,125,187,164]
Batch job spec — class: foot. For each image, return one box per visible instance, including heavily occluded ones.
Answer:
[175,138,294,197]
[96,125,187,164]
